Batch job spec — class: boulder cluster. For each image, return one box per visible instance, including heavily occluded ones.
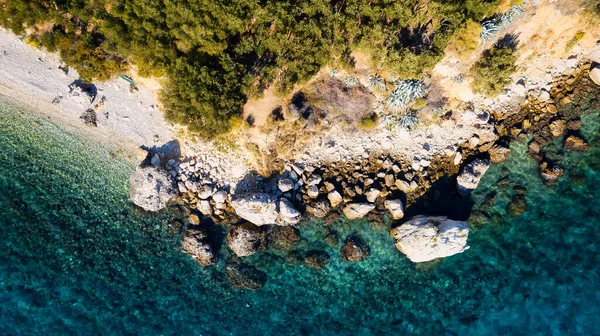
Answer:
[495,62,598,184]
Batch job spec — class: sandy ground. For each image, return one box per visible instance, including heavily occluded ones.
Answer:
[0,28,174,156]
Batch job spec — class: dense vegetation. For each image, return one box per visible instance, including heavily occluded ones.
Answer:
[469,35,517,96]
[1,0,503,138]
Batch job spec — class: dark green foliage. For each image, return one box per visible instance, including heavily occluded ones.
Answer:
[1,0,502,138]
[470,39,517,96]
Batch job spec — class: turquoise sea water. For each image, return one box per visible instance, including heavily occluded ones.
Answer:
[1,98,600,335]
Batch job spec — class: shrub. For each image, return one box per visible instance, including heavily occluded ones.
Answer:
[470,42,517,96]
[358,114,379,130]
[446,20,482,59]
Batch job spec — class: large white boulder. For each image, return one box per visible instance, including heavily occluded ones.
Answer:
[590,65,600,86]
[390,216,469,263]
[231,193,279,225]
[129,166,177,211]
[456,159,490,196]
[231,193,301,226]
[343,203,375,220]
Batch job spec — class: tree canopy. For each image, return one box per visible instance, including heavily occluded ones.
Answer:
[1,0,502,138]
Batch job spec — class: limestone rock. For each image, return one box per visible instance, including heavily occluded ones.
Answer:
[231,193,279,225]
[365,188,381,203]
[226,222,265,257]
[564,135,589,152]
[342,203,375,219]
[549,120,567,137]
[384,199,404,220]
[307,185,319,198]
[390,216,469,263]
[197,200,212,216]
[306,174,322,186]
[456,159,490,196]
[189,214,200,225]
[129,166,177,212]
[197,184,214,199]
[304,250,331,270]
[488,145,511,164]
[278,178,294,192]
[306,200,332,218]
[181,228,215,266]
[212,190,228,204]
[278,198,301,224]
[540,161,564,183]
[340,236,370,261]
[327,190,343,207]
[395,180,411,193]
[226,263,267,290]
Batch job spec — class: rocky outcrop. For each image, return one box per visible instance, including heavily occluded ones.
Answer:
[230,193,279,225]
[226,222,265,257]
[129,166,177,211]
[226,263,267,290]
[342,203,375,219]
[456,159,490,196]
[340,236,370,261]
[181,228,215,266]
[384,199,404,220]
[390,216,469,263]
[304,250,331,270]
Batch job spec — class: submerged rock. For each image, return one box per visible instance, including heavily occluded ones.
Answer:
[390,216,469,263]
[266,226,301,252]
[564,135,589,152]
[341,236,370,261]
[507,194,528,217]
[226,222,265,257]
[384,199,405,220]
[304,250,331,270]
[226,263,267,290]
[539,161,564,183]
[181,228,215,266]
[129,166,177,211]
[231,193,279,225]
[456,159,490,196]
[342,203,375,220]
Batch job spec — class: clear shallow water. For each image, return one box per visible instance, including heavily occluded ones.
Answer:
[1,100,600,335]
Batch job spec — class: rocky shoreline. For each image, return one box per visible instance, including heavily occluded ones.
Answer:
[129,62,600,290]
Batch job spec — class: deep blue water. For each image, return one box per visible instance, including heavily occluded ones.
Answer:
[1,98,600,335]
